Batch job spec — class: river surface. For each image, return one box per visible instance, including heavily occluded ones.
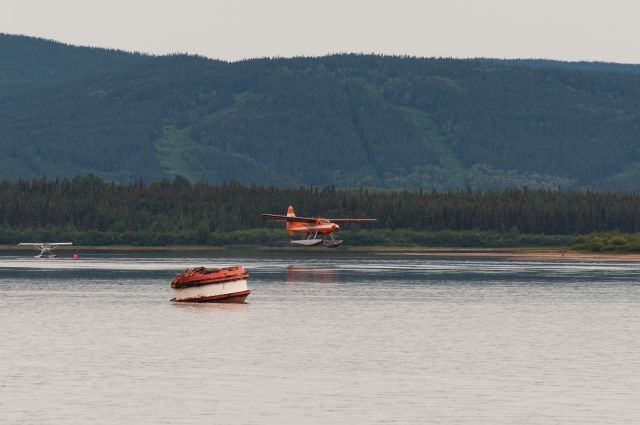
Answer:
[1,249,639,424]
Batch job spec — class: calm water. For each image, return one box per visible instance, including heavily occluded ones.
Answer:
[1,249,639,424]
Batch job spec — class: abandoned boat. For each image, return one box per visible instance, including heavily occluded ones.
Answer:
[170,266,250,303]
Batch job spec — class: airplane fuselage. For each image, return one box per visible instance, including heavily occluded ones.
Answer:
[36,246,55,258]
[287,220,339,235]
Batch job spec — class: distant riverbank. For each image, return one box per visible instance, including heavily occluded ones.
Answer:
[5,244,640,261]
[374,248,640,261]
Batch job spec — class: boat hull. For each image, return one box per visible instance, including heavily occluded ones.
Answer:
[172,279,250,303]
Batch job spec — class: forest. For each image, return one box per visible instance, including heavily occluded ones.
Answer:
[2,176,640,248]
[3,34,640,190]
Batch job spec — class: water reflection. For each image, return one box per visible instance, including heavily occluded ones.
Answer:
[171,301,249,312]
[286,265,340,283]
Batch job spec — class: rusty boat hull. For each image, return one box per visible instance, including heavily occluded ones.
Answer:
[171,266,250,303]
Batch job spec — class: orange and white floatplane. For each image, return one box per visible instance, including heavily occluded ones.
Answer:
[261,206,377,248]
[170,266,250,303]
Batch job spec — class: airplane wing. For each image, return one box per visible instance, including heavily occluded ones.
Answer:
[261,214,319,223]
[18,242,73,246]
[261,214,376,223]
[327,218,378,223]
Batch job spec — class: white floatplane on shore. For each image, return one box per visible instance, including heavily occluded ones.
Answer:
[18,242,73,258]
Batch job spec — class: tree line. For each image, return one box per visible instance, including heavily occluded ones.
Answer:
[1,176,640,246]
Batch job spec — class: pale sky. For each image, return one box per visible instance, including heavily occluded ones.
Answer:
[3,0,640,63]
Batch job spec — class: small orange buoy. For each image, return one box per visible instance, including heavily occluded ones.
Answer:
[72,254,79,260]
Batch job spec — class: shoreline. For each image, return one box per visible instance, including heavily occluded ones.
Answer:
[378,250,640,261]
[3,244,640,261]
[1,244,224,251]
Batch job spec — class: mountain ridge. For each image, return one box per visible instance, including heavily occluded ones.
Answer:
[2,34,640,190]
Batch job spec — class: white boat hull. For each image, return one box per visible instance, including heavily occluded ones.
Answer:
[172,279,250,303]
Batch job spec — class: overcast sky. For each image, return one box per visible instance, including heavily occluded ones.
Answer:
[3,0,640,63]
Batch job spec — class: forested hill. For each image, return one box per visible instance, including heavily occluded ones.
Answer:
[488,59,640,74]
[3,34,640,190]
[0,34,147,82]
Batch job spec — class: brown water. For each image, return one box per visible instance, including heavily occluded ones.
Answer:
[1,250,639,424]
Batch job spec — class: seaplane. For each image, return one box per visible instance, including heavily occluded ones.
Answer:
[261,206,377,247]
[17,242,73,258]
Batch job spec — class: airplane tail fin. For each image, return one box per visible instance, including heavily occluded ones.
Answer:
[286,206,296,235]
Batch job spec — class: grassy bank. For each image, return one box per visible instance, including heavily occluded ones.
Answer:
[571,232,640,252]
[9,222,636,252]
[0,227,574,248]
